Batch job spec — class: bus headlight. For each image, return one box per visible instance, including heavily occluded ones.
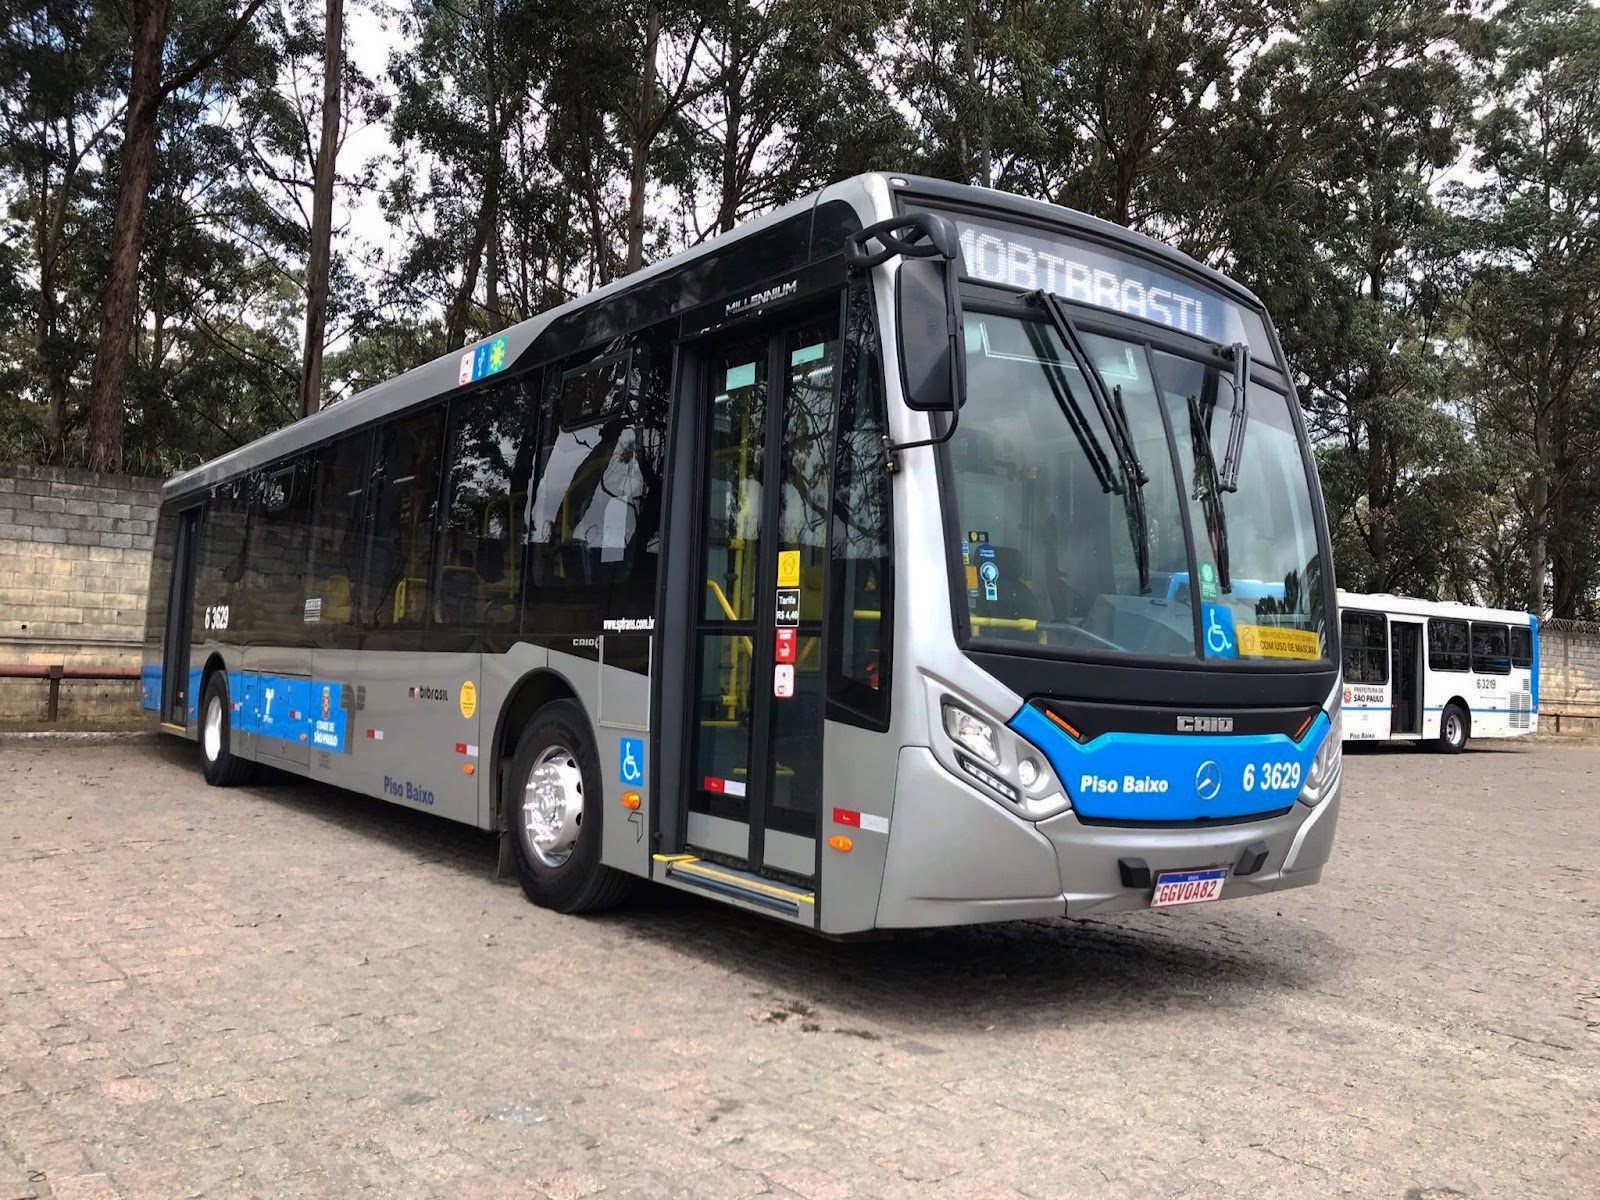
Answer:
[943,702,1000,765]
[938,695,1072,820]
[1298,709,1342,807]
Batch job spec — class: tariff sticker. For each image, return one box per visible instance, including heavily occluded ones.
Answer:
[774,664,795,699]
[775,589,800,627]
[774,628,796,664]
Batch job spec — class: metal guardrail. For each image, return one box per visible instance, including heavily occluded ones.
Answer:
[0,663,141,722]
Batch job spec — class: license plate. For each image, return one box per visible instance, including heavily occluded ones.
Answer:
[1151,867,1229,908]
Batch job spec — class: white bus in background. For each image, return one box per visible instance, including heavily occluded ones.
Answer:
[1338,591,1539,752]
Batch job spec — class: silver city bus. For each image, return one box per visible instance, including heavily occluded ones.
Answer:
[143,173,1344,933]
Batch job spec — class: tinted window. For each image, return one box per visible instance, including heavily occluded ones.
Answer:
[195,476,249,642]
[1428,618,1470,673]
[435,378,538,640]
[243,456,313,642]
[561,350,631,429]
[1340,610,1387,684]
[1471,622,1511,675]
[1510,625,1533,669]
[828,287,892,726]
[306,432,372,645]
[526,328,671,656]
[364,408,446,638]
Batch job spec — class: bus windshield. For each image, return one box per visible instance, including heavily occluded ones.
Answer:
[947,311,1327,663]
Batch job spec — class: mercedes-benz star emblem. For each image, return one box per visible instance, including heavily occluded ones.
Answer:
[1194,760,1222,802]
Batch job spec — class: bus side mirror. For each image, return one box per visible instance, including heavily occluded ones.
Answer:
[897,256,966,412]
[846,212,968,415]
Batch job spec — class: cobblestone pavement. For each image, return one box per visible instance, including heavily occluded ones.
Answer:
[1,736,1596,1200]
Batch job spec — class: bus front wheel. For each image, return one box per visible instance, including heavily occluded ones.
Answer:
[508,700,635,914]
[1438,702,1470,754]
[199,671,255,787]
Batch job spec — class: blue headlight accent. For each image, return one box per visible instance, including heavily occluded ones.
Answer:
[1009,706,1331,822]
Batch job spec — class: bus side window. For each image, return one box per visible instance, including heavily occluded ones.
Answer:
[196,477,249,643]
[1509,625,1533,669]
[364,407,446,639]
[1427,617,1470,673]
[1471,622,1511,675]
[434,378,536,637]
[525,328,670,653]
[827,287,892,726]
[241,457,313,643]
[1339,610,1387,683]
[306,431,372,645]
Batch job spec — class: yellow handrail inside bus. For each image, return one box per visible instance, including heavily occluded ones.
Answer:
[970,613,1047,644]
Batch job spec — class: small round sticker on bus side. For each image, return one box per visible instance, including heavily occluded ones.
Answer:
[459,681,477,720]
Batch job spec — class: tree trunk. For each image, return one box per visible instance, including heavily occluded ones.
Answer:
[86,0,173,473]
[481,0,501,329]
[625,5,660,275]
[445,190,491,349]
[299,0,344,419]
[1528,451,1549,615]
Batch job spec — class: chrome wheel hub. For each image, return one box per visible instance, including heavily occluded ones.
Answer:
[1445,714,1463,745]
[522,745,584,867]
[203,695,223,762]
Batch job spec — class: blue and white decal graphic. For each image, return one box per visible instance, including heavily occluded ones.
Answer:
[145,667,352,752]
[309,682,348,751]
[619,737,644,787]
[1201,603,1237,659]
[1010,706,1330,822]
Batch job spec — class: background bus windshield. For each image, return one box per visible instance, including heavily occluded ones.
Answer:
[948,312,1327,663]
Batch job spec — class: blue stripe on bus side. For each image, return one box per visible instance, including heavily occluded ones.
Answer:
[141,665,348,752]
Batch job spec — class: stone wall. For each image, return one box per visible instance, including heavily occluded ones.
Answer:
[0,464,163,727]
[1537,622,1600,735]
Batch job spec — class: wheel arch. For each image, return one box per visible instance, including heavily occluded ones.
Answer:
[198,652,231,725]
[491,668,582,832]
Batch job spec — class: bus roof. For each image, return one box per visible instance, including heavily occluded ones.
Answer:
[162,172,1270,501]
[1337,590,1536,625]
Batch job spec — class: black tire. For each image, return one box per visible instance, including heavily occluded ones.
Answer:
[507,700,636,914]
[1437,702,1470,754]
[199,671,255,786]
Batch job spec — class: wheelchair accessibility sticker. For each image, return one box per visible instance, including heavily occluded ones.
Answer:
[1201,603,1237,658]
[619,737,645,787]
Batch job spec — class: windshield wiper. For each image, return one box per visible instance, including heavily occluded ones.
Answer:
[1030,292,1149,488]
[1020,321,1118,496]
[1186,391,1232,593]
[1028,290,1150,593]
[1218,341,1250,492]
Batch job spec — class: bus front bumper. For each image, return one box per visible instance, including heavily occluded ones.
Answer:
[874,748,1340,928]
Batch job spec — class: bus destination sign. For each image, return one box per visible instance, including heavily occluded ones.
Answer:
[935,211,1251,344]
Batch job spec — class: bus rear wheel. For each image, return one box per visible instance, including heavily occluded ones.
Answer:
[508,701,635,914]
[200,671,255,786]
[1438,702,1470,754]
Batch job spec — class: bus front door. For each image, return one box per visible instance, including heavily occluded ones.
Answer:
[684,311,841,882]
[1391,620,1423,735]
[162,507,202,727]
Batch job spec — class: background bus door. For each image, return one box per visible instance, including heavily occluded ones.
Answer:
[161,507,202,727]
[1391,621,1423,736]
[680,310,840,882]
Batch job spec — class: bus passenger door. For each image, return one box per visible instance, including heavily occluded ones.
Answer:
[682,310,840,882]
[1391,621,1422,735]
[162,506,202,727]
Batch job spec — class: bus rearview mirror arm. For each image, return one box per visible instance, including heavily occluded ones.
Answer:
[845,213,969,474]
